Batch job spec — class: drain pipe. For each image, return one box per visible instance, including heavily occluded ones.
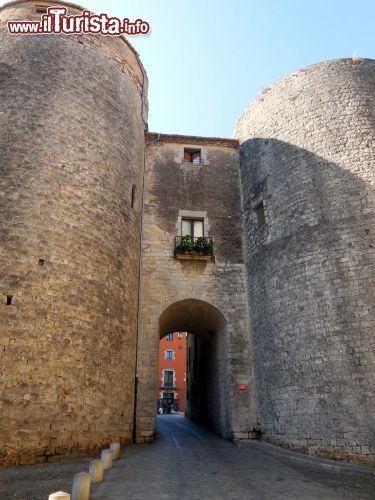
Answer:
[132,53,160,442]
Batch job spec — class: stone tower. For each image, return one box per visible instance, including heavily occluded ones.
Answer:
[235,59,375,463]
[0,1,148,464]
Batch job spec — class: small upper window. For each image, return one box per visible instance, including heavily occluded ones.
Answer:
[165,350,174,360]
[177,332,183,339]
[166,333,173,341]
[184,148,201,164]
[254,201,266,227]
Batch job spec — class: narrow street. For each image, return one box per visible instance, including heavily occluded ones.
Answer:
[91,416,375,500]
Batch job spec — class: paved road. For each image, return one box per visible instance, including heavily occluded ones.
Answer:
[91,415,375,500]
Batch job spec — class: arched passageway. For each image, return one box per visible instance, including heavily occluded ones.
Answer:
[158,299,229,436]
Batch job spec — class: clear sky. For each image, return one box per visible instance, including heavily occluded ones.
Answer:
[3,0,375,137]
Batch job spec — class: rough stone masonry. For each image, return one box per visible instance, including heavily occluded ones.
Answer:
[0,0,374,467]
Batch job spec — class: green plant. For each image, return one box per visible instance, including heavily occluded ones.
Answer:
[181,235,194,252]
[176,235,213,256]
[194,236,207,253]
[204,243,213,255]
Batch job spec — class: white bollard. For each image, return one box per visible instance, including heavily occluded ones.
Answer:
[71,472,90,500]
[110,442,120,460]
[101,448,113,469]
[49,493,70,500]
[89,459,104,483]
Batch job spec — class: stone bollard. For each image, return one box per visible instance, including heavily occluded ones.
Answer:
[89,459,104,483]
[71,472,90,500]
[101,448,113,469]
[49,493,70,500]
[110,442,121,460]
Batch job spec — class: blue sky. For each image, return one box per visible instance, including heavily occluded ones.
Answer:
[3,0,375,137]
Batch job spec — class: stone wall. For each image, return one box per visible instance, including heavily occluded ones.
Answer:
[135,135,256,442]
[234,59,375,463]
[0,1,148,465]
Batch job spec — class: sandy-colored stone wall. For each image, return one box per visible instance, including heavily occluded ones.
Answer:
[235,58,375,464]
[0,1,147,465]
[135,136,256,442]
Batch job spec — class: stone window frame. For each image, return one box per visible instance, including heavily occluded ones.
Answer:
[176,210,211,238]
[176,146,208,164]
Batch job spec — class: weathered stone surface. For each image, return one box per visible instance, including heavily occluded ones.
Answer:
[0,1,148,465]
[234,58,375,464]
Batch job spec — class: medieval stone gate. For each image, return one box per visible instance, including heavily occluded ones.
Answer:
[0,1,374,467]
[133,134,256,443]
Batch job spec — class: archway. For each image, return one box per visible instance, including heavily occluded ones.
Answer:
[135,298,231,443]
[158,299,229,436]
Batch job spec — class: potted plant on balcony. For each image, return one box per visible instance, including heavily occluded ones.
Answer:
[181,235,194,255]
[204,241,213,256]
[175,243,184,255]
[195,236,207,256]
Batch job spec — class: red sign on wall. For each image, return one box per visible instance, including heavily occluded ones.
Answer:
[237,384,248,391]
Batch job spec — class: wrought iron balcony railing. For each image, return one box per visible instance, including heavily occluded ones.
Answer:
[174,236,214,258]
[161,382,176,389]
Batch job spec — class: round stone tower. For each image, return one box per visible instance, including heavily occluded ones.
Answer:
[0,1,148,464]
[235,59,375,464]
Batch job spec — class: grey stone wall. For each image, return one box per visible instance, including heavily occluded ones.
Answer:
[0,1,147,465]
[234,59,375,464]
[135,136,256,442]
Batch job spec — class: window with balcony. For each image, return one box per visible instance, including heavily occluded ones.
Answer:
[175,213,214,261]
[163,370,174,388]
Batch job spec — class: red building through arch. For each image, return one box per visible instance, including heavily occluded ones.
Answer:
[157,332,187,413]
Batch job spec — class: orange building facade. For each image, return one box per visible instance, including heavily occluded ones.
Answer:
[157,332,187,413]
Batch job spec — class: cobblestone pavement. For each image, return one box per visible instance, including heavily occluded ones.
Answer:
[91,415,375,500]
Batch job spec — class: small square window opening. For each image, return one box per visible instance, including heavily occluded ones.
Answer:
[184,148,201,164]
